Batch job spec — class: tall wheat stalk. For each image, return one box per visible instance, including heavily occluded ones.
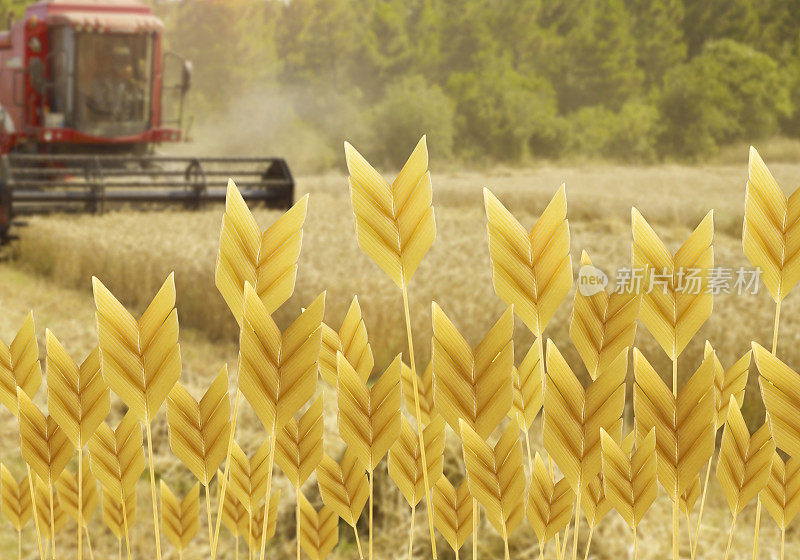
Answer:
[484,185,572,557]
[161,480,200,560]
[742,146,800,559]
[56,456,99,560]
[509,344,543,476]
[1,464,32,560]
[431,475,473,559]
[345,136,439,558]
[632,207,714,560]
[527,452,575,560]
[316,450,369,558]
[212,181,309,560]
[46,333,109,560]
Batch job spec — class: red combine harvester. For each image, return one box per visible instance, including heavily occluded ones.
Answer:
[0,0,293,243]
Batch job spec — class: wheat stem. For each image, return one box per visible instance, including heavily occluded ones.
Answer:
[407,505,415,560]
[121,489,132,560]
[752,500,762,560]
[672,350,678,560]
[353,523,364,559]
[524,428,534,476]
[26,465,44,560]
[402,286,437,559]
[117,539,121,560]
[472,497,478,560]
[539,542,543,560]
[212,389,241,560]
[781,526,785,560]
[235,529,239,560]
[48,483,55,560]
[369,469,374,560]
[502,520,509,560]
[571,483,582,560]
[145,423,162,560]
[258,419,277,560]
[560,507,570,560]
[83,522,95,560]
[685,510,693,555]
[634,525,638,560]
[583,526,594,560]
[78,451,83,560]
[724,515,737,560]
[205,483,214,552]
[17,529,20,560]
[296,485,301,560]
[692,452,714,559]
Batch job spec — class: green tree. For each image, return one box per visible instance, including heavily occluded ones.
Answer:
[683,0,759,55]
[626,0,686,88]
[659,40,791,158]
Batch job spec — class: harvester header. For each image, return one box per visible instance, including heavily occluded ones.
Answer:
[0,0,294,243]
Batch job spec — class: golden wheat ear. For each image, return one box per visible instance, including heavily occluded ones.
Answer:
[220,472,248,540]
[345,136,435,288]
[760,452,800,548]
[432,303,514,438]
[33,477,67,540]
[705,342,751,428]
[483,186,571,337]
[18,390,74,485]
[245,492,280,553]
[753,342,800,456]
[510,343,543,434]
[570,250,641,379]
[0,312,42,417]
[601,428,658,534]
[431,475,473,555]
[56,454,99,526]
[161,480,200,555]
[298,491,339,560]
[102,487,136,542]
[216,179,309,325]
[632,349,715,498]
[227,439,270,514]
[389,416,446,508]
[319,296,375,386]
[527,452,575,550]
[631,208,713,362]
[1,464,32,532]
[743,147,800,304]
[716,396,775,560]
[88,411,145,506]
[316,449,368,557]
[167,366,231,487]
[402,360,439,426]
[460,420,525,558]
[275,395,324,487]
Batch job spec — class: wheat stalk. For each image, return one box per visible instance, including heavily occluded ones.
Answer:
[46,332,108,560]
[88,411,145,560]
[431,475,473,559]
[527,452,575,560]
[760,452,800,560]
[166,366,231,550]
[161,480,200,559]
[570,251,641,379]
[1,463,32,560]
[316,450,368,559]
[632,348,715,560]
[227,438,270,516]
[101,487,136,558]
[510,343,543,476]
[600,427,658,558]
[543,340,626,560]
[402,360,439,426]
[215,179,309,325]
[93,273,182,560]
[388,416,446,559]
[337,351,402,559]
[691,343,751,558]
[460,421,525,560]
[297,491,339,560]
[275,395,325,560]
[237,282,323,560]
[716,397,775,560]
[345,135,439,558]
[56,454,99,559]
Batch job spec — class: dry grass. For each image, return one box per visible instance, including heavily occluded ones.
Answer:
[4,161,800,558]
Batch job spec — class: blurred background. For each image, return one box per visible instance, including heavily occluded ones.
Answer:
[1,0,800,558]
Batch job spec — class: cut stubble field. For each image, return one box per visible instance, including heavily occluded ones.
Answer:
[2,161,799,559]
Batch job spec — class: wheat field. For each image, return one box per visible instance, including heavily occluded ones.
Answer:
[2,157,800,559]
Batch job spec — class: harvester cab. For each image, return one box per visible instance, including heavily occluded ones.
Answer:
[0,0,294,243]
